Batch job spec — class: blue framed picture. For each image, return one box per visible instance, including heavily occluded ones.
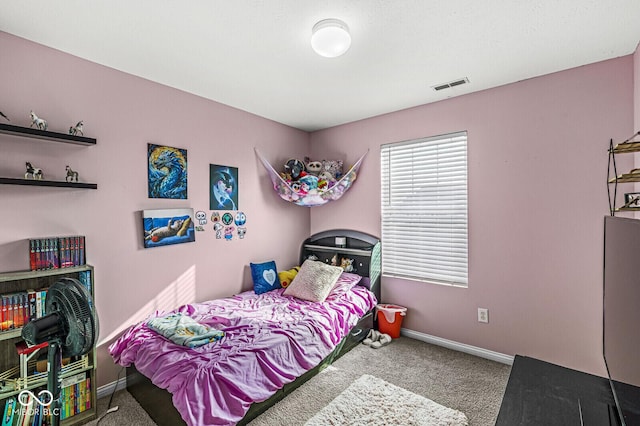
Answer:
[210,164,238,210]
[148,144,188,199]
[143,208,195,248]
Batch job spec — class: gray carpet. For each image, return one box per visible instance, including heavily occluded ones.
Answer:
[89,337,511,425]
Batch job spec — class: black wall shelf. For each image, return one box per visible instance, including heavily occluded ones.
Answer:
[0,177,97,189]
[0,122,96,146]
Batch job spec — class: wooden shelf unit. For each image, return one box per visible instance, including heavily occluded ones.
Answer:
[0,265,97,425]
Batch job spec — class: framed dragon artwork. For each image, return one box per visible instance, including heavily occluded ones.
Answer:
[148,144,188,199]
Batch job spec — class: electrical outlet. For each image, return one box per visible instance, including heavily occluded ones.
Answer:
[478,308,489,323]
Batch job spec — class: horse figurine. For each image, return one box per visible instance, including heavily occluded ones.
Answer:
[69,121,83,136]
[65,165,79,182]
[29,111,47,131]
[25,162,43,180]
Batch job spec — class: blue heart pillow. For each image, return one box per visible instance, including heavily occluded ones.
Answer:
[250,260,280,294]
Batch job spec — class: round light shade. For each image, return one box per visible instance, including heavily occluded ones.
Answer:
[311,19,351,58]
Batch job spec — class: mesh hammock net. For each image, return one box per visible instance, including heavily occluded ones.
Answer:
[255,148,368,207]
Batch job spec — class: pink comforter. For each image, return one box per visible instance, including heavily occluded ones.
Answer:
[109,285,377,425]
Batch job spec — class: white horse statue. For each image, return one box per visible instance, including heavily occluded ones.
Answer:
[25,162,43,180]
[65,165,79,182]
[29,111,48,131]
[69,120,83,136]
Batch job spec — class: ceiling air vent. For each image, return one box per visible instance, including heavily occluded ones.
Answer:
[432,77,469,91]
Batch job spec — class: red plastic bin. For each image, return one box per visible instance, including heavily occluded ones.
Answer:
[376,304,407,338]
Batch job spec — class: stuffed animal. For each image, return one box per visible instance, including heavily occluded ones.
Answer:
[340,257,355,273]
[284,158,306,180]
[322,159,343,180]
[304,157,323,176]
[299,174,319,192]
[278,266,300,288]
[318,170,336,188]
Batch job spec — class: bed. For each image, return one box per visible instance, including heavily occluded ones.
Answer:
[110,229,381,426]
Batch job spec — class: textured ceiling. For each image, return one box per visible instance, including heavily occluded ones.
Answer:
[1,1,640,131]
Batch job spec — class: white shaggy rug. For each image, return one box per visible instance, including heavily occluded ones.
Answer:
[304,374,469,426]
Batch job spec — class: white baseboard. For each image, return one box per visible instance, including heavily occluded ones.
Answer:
[401,328,514,365]
[97,375,128,400]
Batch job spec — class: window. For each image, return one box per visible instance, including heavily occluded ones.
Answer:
[381,131,468,286]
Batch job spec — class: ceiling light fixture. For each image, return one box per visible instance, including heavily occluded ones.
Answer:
[311,18,351,58]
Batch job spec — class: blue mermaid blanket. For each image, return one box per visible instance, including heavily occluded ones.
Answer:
[146,313,224,348]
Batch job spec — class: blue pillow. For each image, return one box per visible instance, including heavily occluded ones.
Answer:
[250,261,280,294]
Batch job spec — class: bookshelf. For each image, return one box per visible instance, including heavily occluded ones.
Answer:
[607,133,640,215]
[0,265,97,425]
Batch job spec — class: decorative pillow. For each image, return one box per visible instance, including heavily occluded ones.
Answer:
[326,272,362,301]
[250,261,280,294]
[283,260,343,303]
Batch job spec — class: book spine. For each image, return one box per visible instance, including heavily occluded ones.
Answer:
[40,290,47,317]
[52,238,60,269]
[16,294,23,328]
[79,236,85,266]
[23,293,28,327]
[78,271,93,307]
[34,239,41,271]
[1,396,15,426]
[79,379,86,413]
[2,295,10,331]
[65,236,70,268]
[34,402,41,426]
[75,382,80,416]
[75,236,80,266]
[35,291,42,319]
[58,237,67,268]
[19,392,31,426]
[44,238,50,270]
[0,296,5,331]
[29,239,36,271]
[8,294,16,329]
[86,377,91,411]
[28,290,37,322]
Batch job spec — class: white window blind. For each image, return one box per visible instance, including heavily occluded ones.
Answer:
[381,131,468,286]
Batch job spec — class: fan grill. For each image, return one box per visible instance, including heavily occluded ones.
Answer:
[46,278,97,357]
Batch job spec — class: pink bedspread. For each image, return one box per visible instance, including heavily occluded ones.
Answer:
[109,285,377,425]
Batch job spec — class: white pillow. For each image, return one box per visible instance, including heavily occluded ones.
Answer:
[283,260,343,302]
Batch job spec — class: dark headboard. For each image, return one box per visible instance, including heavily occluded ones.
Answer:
[299,229,381,303]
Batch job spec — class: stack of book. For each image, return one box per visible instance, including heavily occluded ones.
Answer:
[0,270,91,332]
[29,236,86,271]
[0,289,47,332]
[0,374,91,425]
[59,373,92,420]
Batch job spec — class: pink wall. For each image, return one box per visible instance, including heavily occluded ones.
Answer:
[2,29,637,387]
[310,56,634,376]
[0,32,310,386]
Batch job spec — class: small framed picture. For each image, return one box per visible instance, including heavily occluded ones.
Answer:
[148,144,188,199]
[623,192,640,208]
[143,208,195,248]
[210,164,238,210]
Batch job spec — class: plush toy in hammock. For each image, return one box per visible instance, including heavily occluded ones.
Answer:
[255,149,368,207]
